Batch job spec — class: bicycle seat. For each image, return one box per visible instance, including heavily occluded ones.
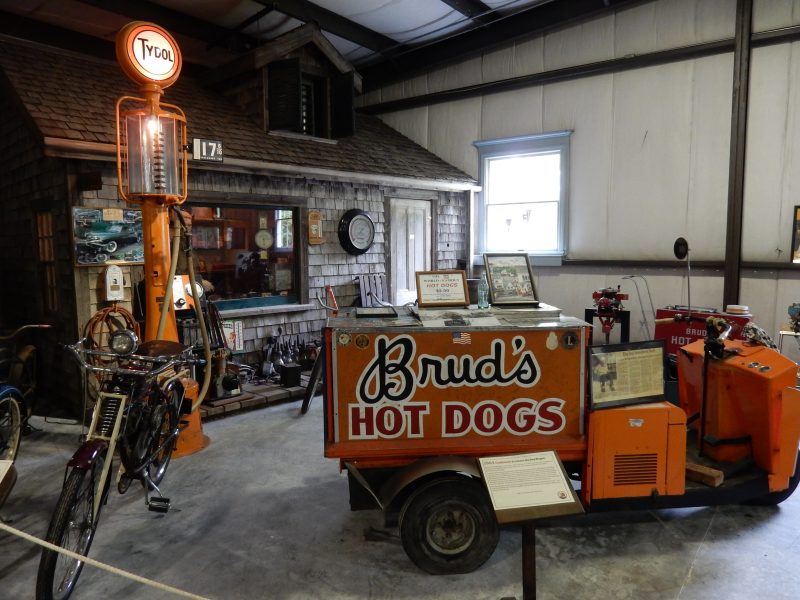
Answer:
[136,339,190,358]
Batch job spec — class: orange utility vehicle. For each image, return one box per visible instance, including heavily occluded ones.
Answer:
[322,306,800,574]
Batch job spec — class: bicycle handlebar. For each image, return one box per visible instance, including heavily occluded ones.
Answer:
[0,324,52,342]
[66,339,195,378]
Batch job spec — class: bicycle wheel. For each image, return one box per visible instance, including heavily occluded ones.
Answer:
[36,454,107,600]
[0,393,22,462]
[146,400,178,486]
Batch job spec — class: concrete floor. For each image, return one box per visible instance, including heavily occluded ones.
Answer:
[2,398,800,600]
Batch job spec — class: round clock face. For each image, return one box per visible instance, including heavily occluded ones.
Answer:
[254,229,274,250]
[338,209,375,255]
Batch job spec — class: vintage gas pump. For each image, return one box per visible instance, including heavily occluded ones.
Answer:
[114,22,207,454]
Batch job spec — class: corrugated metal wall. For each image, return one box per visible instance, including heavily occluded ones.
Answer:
[363,0,800,340]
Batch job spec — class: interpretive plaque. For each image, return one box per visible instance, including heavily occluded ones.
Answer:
[478,451,583,524]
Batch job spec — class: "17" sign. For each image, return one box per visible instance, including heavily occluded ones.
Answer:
[192,138,223,162]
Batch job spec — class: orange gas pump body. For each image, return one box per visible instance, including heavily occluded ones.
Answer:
[678,339,800,491]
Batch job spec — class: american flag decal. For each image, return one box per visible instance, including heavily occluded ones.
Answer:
[452,331,471,345]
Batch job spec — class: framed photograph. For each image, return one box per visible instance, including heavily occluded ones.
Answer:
[589,340,666,410]
[72,207,143,266]
[792,205,800,263]
[415,270,469,308]
[483,253,538,306]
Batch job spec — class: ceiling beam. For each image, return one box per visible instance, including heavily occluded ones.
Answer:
[208,4,277,50]
[360,0,651,89]
[0,11,208,77]
[263,0,402,54]
[438,0,496,25]
[74,0,260,53]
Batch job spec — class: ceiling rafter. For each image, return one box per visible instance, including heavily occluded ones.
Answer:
[360,0,651,89]
[438,0,496,25]
[74,0,260,52]
[263,0,403,55]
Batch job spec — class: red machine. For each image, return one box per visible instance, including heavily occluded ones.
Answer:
[591,286,628,343]
[322,307,800,575]
[655,306,750,355]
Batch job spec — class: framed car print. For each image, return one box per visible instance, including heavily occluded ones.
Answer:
[72,207,143,266]
[483,253,539,306]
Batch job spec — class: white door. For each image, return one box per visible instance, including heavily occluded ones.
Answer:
[390,199,432,305]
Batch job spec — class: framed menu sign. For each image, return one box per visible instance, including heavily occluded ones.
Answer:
[415,270,469,308]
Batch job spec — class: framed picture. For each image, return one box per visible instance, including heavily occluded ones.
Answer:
[792,205,800,263]
[589,340,666,409]
[72,207,143,266]
[415,270,469,308]
[483,253,538,306]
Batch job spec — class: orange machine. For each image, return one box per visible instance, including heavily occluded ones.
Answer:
[587,402,686,500]
[678,338,800,491]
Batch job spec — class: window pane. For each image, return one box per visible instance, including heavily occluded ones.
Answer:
[486,202,558,252]
[487,153,560,205]
[192,206,297,302]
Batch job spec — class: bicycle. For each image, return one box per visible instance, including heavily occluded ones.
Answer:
[0,324,51,430]
[35,328,196,600]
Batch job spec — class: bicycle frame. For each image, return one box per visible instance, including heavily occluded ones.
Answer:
[64,339,192,519]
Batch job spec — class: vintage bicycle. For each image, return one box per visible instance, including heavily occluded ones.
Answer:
[35,326,196,600]
[0,324,51,507]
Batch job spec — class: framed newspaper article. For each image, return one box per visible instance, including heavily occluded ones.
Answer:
[589,340,666,409]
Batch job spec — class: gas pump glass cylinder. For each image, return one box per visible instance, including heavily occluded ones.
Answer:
[123,111,182,197]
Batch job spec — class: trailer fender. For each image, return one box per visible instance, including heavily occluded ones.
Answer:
[67,439,109,469]
[378,455,482,515]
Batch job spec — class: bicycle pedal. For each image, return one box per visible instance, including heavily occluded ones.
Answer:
[148,496,171,513]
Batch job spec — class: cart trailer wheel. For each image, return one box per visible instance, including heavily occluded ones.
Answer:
[399,476,499,575]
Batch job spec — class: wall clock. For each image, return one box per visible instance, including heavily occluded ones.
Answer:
[254,229,274,250]
[338,209,375,255]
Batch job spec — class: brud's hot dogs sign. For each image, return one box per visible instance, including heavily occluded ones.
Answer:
[329,329,583,452]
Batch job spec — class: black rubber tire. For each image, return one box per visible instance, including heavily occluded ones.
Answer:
[146,401,178,487]
[36,456,107,600]
[746,450,800,506]
[0,394,22,462]
[399,476,500,575]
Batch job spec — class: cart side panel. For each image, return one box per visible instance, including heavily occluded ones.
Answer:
[324,326,587,461]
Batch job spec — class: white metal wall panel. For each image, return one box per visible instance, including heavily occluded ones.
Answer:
[743,44,794,261]
[542,75,614,258]
[543,14,615,71]
[615,0,735,58]
[753,0,800,32]
[480,87,543,142]
[606,62,693,259]
[427,98,482,177]
[427,56,483,94]
[481,44,516,84]
[684,53,733,260]
[380,106,430,150]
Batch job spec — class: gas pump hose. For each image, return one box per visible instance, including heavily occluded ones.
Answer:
[170,207,212,410]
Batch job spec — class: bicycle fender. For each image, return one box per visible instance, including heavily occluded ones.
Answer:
[68,439,109,469]
[0,384,24,404]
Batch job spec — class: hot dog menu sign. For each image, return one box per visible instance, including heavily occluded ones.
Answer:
[116,22,183,88]
[330,329,583,450]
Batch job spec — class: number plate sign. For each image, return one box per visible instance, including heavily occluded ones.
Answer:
[192,138,223,162]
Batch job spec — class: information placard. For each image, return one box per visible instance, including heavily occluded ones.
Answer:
[478,451,584,524]
[415,270,469,308]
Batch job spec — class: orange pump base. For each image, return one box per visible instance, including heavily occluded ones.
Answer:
[173,378,209,458]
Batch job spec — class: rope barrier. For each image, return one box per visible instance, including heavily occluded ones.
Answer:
[0,520,211,600]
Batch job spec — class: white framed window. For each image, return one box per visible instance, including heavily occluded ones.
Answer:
[474,131,571,259]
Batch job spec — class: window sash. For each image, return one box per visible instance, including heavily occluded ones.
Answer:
[474,131,571,257]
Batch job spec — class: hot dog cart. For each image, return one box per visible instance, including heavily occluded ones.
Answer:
[322,305,800,575]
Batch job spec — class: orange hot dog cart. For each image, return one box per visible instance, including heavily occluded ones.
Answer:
[321,306,800,576]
